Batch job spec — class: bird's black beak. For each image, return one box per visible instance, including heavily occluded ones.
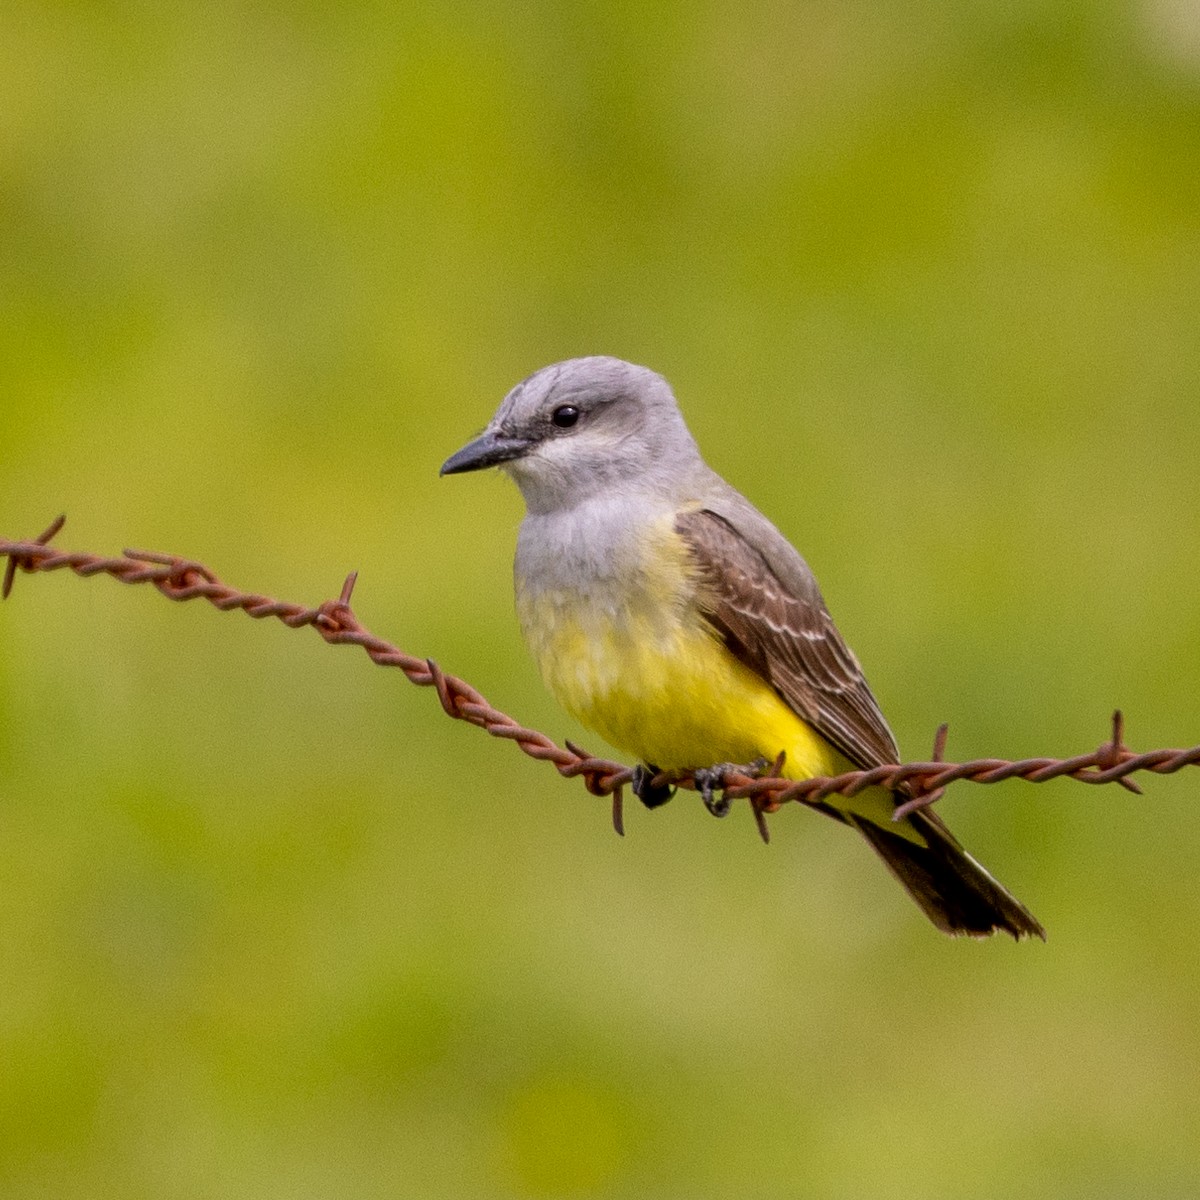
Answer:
[440,430,533,476]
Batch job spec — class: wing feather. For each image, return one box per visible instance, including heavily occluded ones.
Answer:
[676,508,900,771]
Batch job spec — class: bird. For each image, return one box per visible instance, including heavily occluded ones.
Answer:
[441,356,1044,939]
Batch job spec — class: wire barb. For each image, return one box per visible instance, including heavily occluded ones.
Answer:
[3,518,1198,833]
[2,513,66,599]
[891,723,951,820]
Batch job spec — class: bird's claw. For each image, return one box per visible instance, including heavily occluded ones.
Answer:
[695,767,732,817]
[694,758,772,818]
[631,764,675,809]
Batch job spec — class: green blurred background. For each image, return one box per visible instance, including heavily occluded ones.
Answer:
[2,2,1199,1197]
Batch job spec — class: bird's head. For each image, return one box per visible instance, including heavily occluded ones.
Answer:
[440,356,704,513]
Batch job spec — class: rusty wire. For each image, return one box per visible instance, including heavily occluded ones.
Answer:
[3,515,1198,843]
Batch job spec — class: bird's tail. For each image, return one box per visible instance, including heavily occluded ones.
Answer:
[849,806,1045,940]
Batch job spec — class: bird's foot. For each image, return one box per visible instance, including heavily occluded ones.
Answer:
[694,757,772,818]
[631,764,675,809]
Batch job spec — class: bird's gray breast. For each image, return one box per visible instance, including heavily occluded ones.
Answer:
[514,496,659,609]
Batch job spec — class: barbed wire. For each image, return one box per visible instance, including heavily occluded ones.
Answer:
[3,515,1198,844]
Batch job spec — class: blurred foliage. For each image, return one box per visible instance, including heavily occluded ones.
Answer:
[2,1,1199,1196]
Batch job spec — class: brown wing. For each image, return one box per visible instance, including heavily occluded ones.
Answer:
[676,507,900,771]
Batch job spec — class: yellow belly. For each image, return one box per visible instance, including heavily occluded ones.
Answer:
[532,597,844,777]
[536,601,913,830]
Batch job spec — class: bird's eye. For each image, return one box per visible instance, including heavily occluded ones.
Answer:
[551,405,581,429]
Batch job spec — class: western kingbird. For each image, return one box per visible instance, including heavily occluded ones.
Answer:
[442,356,1043,939]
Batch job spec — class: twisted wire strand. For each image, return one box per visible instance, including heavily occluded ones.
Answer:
[4,517,1197,842]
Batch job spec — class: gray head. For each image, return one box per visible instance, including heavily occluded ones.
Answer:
[440,356,707,513]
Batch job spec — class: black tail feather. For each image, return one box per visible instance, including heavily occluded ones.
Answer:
[850,808,1045,940]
